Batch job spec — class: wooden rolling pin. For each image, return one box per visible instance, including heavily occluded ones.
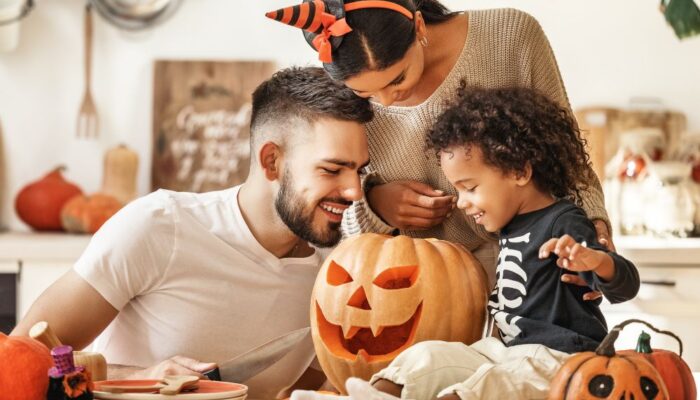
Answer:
[29,321,108,381]
[29,321,62,349]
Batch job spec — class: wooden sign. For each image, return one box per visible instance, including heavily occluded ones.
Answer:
[152,60,276,192]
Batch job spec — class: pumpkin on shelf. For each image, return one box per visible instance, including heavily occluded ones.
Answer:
[0,332,55,400]
[619,323,697,400]
[15,166,83,231]
[549,319,670,400]
[60,193,122,234]
[310,233,489,393]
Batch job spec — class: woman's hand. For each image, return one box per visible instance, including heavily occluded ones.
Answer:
[593,220,616,251]
[367,180,455,230]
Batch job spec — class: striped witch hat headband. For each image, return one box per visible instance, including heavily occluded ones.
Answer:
[266,0,414,63]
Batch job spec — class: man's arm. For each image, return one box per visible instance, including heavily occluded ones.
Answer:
[12,270,217,379]
[12,269,118,350]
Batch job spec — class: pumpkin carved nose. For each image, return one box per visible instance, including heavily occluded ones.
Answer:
[347,286,372,310]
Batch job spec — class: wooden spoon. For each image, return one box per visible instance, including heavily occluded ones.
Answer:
[29,321,62,349]
[159,375,200,395]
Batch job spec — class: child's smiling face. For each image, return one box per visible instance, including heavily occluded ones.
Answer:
[440,145,528,232]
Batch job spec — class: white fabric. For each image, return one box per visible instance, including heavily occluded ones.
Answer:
[370,338,570,400]
[75,185,328,399]
[291,377,400,400]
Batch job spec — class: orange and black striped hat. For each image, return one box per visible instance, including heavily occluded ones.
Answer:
[266,0,413,63]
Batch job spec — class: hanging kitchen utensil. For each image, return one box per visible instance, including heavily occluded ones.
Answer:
[0,0,32,26]
[0,0,33,52]
[91,0,182,31]
[77,2,99,139]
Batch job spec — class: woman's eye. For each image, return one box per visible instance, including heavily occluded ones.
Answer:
[390,75,406,86]
[322,168,340,175]
[466,186,477,192]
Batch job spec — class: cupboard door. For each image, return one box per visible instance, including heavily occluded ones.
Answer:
[18,262,73,319]
[0,262,19,334]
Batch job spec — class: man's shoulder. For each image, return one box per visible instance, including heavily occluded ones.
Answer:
[154,186,239,210]
[133,186,240,215]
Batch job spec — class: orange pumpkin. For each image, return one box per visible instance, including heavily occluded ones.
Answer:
[15,166,83,231]
[310,233,489,393]
[619,322,696,400]
[60,193,123,234]
[0,332,54,400]
[549,319,669,400]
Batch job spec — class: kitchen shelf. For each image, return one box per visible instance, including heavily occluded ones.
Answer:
[614,235,700,266]
[0,232,91,262]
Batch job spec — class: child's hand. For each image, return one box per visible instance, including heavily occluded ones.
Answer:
[539,234,607,273]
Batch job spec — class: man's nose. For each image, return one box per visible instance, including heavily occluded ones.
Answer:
[342,176,363,202]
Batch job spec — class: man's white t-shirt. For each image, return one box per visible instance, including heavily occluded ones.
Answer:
[74,185,327,399]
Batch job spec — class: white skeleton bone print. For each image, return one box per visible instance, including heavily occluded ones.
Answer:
[489,232,530,343]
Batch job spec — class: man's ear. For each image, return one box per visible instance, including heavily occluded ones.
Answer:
[259,142,282,181]
[514,163,533,186]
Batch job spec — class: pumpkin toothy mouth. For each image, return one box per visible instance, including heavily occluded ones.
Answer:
[315,302,423,363]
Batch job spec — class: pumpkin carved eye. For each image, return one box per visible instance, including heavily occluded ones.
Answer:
[327,261,353,286]
[588,374,614,398]
[640,376,660,399]
[373,265,419,290]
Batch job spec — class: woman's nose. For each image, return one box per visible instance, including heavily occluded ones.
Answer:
[375,90,395,107]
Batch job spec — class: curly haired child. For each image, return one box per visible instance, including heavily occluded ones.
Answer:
[292,87,640,400]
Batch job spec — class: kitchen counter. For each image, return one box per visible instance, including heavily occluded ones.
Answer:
[614,235,700,266]
[0,231,91,263]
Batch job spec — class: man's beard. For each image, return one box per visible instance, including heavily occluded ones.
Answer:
[274,171,348,248]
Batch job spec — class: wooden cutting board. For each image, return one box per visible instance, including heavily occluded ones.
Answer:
[152,60,276,193]
[94,380,247,399]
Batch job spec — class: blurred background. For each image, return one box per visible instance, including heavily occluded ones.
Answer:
[1,0,700,368]
[0,0,699,231]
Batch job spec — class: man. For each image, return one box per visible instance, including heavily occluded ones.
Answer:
[12,66,373,399]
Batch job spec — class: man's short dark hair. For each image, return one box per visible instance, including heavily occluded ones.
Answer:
[250,67,373,155]
[427,86,591,205]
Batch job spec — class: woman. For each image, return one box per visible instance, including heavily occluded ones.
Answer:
[265,0,612,288]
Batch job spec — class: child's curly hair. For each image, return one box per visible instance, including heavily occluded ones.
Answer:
[427,86,591,205]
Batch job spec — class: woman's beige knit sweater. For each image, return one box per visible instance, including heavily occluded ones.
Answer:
[342,8,609,252]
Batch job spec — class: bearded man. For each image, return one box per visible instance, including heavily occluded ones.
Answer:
[12,67,373,399]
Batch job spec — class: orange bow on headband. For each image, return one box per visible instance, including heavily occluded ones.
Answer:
[266,0,414,63]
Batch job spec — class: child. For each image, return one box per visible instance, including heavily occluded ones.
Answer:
[292,87,640,400]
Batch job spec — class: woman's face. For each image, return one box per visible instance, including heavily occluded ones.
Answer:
[343,39,426,107]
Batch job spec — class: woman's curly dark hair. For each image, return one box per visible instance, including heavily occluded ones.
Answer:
[427,86,591,205]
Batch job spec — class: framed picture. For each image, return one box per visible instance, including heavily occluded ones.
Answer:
[152,60,276,192]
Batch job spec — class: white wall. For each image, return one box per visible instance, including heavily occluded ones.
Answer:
[1,0,699,231]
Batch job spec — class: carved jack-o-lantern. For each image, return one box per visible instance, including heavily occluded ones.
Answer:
[549,319,670,400]
[310,233,489,392]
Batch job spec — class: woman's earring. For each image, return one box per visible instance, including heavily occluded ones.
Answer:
[420,36,429,47]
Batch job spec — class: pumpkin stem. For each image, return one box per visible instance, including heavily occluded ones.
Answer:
[611,318,684,356]
[635,330,653,354]
[49,165,67,176]
[595,327,620,357]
